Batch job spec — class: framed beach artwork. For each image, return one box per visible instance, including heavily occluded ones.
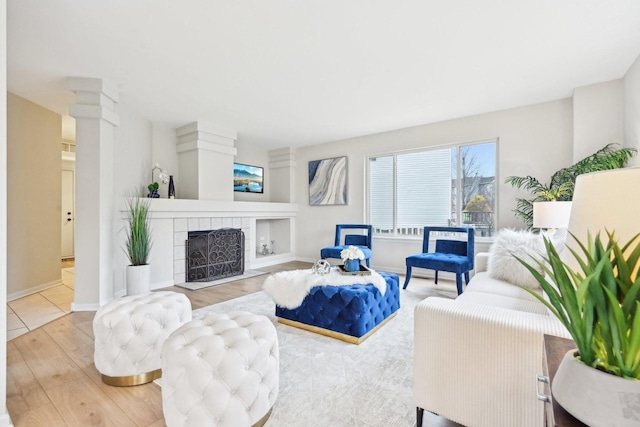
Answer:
[308,156,348,205]
[233,163,264,193]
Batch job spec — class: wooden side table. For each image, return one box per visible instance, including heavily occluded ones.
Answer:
[542,334,587,427]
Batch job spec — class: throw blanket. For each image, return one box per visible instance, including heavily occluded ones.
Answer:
[263,268,387,309]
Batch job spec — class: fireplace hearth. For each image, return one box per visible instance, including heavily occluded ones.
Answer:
[185,228,245,282]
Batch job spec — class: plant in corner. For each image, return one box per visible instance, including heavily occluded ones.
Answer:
[124,196,152,295]
[516,231,640,426]
[505,143,635,228]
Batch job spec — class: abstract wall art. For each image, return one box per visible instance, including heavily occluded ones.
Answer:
[308,156,348,205]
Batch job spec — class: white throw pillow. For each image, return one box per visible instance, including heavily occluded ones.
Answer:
[487,229,546,289]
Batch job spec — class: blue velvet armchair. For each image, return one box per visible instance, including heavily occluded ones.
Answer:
[403,226,474,295]
[320,224,373,267]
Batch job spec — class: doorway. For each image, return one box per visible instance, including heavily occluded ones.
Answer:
[61,151,75,260]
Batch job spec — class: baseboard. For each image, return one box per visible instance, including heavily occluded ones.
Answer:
[150,280,174,291]
[71,302,100,312]
[7,279,64,302]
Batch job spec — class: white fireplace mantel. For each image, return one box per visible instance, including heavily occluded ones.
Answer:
[144,199,298,289]
[147,199,297,219]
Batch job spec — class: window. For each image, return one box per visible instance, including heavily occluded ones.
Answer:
[367,140,496,238]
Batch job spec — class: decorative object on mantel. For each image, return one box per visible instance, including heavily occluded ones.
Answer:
[341,245,364,272]
[124,196,152,295]
[261,244,269,255]
[308,156,347,205]
[270,239,276,255]
[516,167,640,427]
[262,267,387,310]
[148,163,170,198]
[168,175,175,199]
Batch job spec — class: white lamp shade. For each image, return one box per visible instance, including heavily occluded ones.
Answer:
[566,167,640,258]
[533,201,572,229]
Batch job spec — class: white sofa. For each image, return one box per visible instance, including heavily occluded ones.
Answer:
[414,252,571,427]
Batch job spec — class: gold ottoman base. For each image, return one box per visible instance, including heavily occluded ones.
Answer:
[101,368,162,387]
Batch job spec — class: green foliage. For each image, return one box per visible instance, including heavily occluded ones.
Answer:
[148,182,159,192]
[124,197,152,266]
[505,144,635,228]
[516,231,640,379]
[464,194,491,212]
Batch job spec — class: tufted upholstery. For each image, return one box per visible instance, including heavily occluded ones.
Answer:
[276,272,400,340]
[93,291,192,385]
[161,311,279,427]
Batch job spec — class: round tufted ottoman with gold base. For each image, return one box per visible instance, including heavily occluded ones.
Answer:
[161,311,279,427]
[93,291,192,386]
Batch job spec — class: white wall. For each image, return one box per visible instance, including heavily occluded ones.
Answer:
[1,1,11,423]
[295,99,574,274]
[7,93,63,299]
[624,53,640,166]
[151,123,179,199]
[112,99,153,295]
[573,79,624,162]
[234,141,270,202]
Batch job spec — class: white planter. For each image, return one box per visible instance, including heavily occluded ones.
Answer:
[126,264,151,295]
[553,350,640,427]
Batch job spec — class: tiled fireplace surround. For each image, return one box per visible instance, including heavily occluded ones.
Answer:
[146,199,296,288]
[173,216,251,285]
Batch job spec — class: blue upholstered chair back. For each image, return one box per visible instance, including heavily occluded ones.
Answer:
[335,224,373,249]
[422,226,474,266]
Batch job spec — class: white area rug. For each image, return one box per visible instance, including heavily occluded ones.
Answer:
[175,269,267,291]
[192,279,457,427]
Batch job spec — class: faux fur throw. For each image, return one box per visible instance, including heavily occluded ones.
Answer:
[262,268,387,309]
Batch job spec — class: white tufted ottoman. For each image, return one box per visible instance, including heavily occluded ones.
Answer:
[93,291,192,386]
[161,311,279,427]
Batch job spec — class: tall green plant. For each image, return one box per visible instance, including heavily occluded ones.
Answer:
[516,231,640,379]
[505,144,635,228]
[125,197,152,266]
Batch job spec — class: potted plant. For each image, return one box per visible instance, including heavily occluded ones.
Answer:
[517,231,640,426]
[124,196,152,295]
[505,144,635,228]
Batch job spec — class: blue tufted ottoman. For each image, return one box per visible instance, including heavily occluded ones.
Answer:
[275,272,400,344]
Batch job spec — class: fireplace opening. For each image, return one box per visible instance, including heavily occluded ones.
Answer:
[185,228,245,282]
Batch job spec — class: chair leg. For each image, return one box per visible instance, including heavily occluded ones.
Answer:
[464,271,470,284]
[365,258,370,268]
[434,270,439,284]
[416,407,424,427]
[456,274,463,295]
[403,266,412,289]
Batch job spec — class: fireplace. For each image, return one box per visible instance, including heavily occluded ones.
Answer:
[185,228,245,282]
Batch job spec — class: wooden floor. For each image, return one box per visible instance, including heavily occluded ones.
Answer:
[6,261,459,427]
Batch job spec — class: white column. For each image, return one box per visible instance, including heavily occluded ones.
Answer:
[68,77,120,310]
[176,122,237,200]
[268,147,296,203]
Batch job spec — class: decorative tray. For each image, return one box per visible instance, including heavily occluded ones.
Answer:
[337,264,372,276]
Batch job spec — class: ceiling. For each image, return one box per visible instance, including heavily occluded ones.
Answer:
[8,1,640,149]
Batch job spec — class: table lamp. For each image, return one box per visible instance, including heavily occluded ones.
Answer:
[565,167,640,259]
[533,201,573,232]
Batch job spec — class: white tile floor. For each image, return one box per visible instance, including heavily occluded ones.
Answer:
[7,267,75,340]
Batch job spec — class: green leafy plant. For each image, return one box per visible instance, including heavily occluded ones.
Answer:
[148,182,159,193]
[505,144,635,228]
[516,231,640,379]
[124,197,152,266]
